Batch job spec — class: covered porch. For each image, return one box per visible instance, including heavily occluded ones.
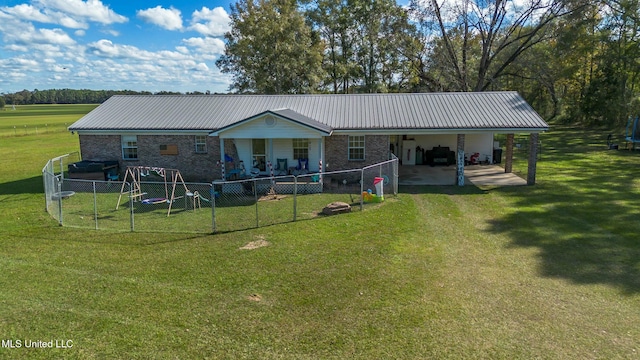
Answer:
[393,131,542,186]
[398,165,526,186]
[211,109,332,181]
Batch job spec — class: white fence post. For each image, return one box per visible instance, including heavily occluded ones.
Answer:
[293,176,298,221]
[211,183,217,233]
[93,181,98,230]
[56,177,63,226]
[129,182,134,232]
[254,179,259,228]
[360,169,364,211]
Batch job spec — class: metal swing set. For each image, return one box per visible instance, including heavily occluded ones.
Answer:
[115,166,202,216]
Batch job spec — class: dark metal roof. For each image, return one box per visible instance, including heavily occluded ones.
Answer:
[68,92,549,132]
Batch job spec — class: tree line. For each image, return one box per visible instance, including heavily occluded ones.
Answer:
[2,1,638,129]
[0,89,215,107]
[217,0,640,127]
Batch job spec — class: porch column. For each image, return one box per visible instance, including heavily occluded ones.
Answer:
[219,138,226,180]
[318,137,323,172]
[505,134,514,173]
[456,134,465,186]
[527,133,539,185]
[318,137,324,189]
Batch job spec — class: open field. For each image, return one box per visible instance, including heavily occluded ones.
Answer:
[0,104,98,137]
[1,105,639,358]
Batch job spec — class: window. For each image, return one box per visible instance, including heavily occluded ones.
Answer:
[195,135,207,153]
[122,135,138,160]
[293,138,309,160]
[348,135,365,160]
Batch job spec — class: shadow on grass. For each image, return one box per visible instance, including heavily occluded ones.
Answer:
[0,176,44,195]
[9,229,212,247]
[486,127,640,294]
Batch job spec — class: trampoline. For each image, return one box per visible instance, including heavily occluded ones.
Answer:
[625,116,640,149]
[51,191,75,200]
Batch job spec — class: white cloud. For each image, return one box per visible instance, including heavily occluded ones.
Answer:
[137,6,183,31]
[1,1,125,29]
[9,5,87,28]
[5,44,29,52]
[1,4,50,23]
[189,7,230,37]
[87,39,137,58]
[57,14,86,28]
[34,0,128,25]
[182,37,225,56]
[101,29,120,37]
[40,28,76,45]
[0,57,41,73]
[3,22,76,47]
[0,3,231,93]
[32,43,64,55]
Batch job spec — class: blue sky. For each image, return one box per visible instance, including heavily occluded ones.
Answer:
[0,0,234,94]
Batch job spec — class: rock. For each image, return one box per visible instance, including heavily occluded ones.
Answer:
[322,201,352,215]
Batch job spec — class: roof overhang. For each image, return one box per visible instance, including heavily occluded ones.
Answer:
[70,129,213,136]
[332,127,548,135]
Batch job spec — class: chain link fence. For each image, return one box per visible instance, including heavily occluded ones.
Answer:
[42,152,80,224]
[43,156,398,234]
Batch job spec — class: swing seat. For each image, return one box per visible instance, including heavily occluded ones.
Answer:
[141,197,167,205]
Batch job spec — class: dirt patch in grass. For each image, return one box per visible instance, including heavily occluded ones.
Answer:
[258,194,287,201]
[258,188,287,201]
[240,235,270,250]
[247,293,262,302]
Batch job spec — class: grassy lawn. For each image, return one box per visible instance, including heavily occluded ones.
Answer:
[0,104,98,137]
[1,106,639,358]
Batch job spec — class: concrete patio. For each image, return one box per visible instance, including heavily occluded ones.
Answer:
[398,164,527,186]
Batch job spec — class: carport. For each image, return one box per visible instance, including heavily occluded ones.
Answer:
[398,164,527,186]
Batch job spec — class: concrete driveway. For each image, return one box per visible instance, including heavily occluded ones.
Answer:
[398,164,527,186]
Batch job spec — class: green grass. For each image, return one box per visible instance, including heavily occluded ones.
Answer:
[1,106,639,359]
[0,104,98,137]
[54,188,366,233]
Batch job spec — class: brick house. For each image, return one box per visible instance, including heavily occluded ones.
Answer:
[68,92,548,185]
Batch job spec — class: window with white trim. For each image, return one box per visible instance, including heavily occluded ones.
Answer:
[195,135,207,153]
[348,135,365,160]
[292,138,309,160]
[122,135,138,160]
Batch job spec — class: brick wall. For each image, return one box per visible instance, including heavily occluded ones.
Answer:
[79,134,121,164]
[78,134,222,182]
[325,135,389,172]
[79,133,390,182]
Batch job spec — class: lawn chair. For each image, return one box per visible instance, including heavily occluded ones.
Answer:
[297,158,309,174]
[275,158,288,176]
